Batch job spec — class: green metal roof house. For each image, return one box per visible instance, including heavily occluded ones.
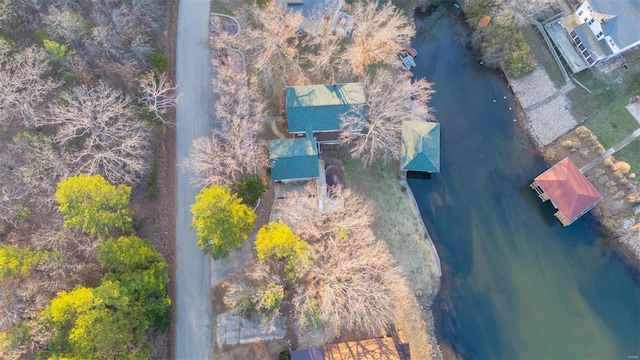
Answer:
[269,131,319,182]
[401,121,440,173]
[286,83,366,135]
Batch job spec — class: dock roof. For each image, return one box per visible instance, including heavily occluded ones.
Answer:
[286,83,366,133]
[401,121,440,173]
[534,157,602,224]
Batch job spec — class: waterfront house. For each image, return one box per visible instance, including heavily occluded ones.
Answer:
[401,121,440,173]
[286,83,366,144]
[269,129,320,182]
[530,157,602,226]
[547,0,640,73]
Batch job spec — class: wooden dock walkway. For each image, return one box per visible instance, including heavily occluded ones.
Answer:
[580,128,640,173]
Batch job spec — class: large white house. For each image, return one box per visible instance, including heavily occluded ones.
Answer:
[565,0,640,67]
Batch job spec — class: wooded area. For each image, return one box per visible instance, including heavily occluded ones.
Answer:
[0,0,175,358]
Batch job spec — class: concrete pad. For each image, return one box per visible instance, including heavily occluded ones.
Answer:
[216,314,287,347]
[626,101,640,126]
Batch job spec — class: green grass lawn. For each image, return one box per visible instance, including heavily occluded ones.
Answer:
[211,0,250,14]
[520,25,565,88]
[582,95,640,148]
[567,70,640,120]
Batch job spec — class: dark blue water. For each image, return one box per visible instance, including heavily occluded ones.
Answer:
[408,7,640,360]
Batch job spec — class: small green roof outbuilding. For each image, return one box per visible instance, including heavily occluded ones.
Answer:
[269,130,319,182]
[286,83,366,134]
[401,121,440,173]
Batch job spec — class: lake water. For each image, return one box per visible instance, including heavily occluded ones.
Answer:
[408,6,640,360]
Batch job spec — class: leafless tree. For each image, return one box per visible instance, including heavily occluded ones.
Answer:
[340,68,435,166]
[0,46,61,128]
[211,64,264,127]
[31,222,99,265]
[83,0,163,68]
[499,0,557,26]
[9,0,45,30]
[94,57,141,88]
[341,0,415,76]
[43,5,92,45]
[0,152,28,227]
[0,0,14,30]
[184,65,266,187]
[234,1,304,91]
[301,8,348,83]
[45,82,151,185]
[223,260,285,332]
[184,121,265,188]
[0,37,12,60]
[137,71,179,125]
[276,185,405,336]
[276,185,375,242]
[293,223,406,337]
[13,131,69,208]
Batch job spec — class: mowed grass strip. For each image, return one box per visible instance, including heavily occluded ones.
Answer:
[582,93,640,148]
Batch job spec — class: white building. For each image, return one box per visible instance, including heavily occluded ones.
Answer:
[566,0,640,66]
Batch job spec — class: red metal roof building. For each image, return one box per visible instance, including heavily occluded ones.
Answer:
[531,157,602,226]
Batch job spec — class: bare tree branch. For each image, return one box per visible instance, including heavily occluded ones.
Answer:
[13,131,70,209]
[341,0,415,76]
[275,185,405,337]
[0,0,14,30]
[184,65,266,187]
[0,161,28,228]
[43,5,92,45]
[0,46,61,128]
[234,1,305,90]
[46,82,151,184]
[340,69,435,166]
[138,71,179,125]
[301,8,348,83]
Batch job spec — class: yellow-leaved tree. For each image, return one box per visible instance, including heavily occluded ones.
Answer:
[54,174,132,239]
[0,245,49,281]
[41,235,171,359]
[190,185,255,259]
[255,220,313,281]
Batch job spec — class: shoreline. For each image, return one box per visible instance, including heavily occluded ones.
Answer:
[400,176,443,279]
[404,5,638,358]
[504,68,640,269]
[399,176,444,359]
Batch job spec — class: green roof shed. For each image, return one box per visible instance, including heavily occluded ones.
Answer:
[269,133,319,181]
[401,121,440,173]
[286,83,366,134]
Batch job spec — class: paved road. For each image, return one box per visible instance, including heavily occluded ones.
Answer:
[175,1,215,359]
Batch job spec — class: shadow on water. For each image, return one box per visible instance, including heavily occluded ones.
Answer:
[409,4,640,360]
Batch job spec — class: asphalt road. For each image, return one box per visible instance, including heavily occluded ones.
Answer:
[175,1,215,359]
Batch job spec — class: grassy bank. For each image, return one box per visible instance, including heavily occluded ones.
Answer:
[567,69,640,121]
[567,63,640,176]
[520,25,565,88]
[581,93,639,148]
[339,155,439,297]
[331,152,441,359]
